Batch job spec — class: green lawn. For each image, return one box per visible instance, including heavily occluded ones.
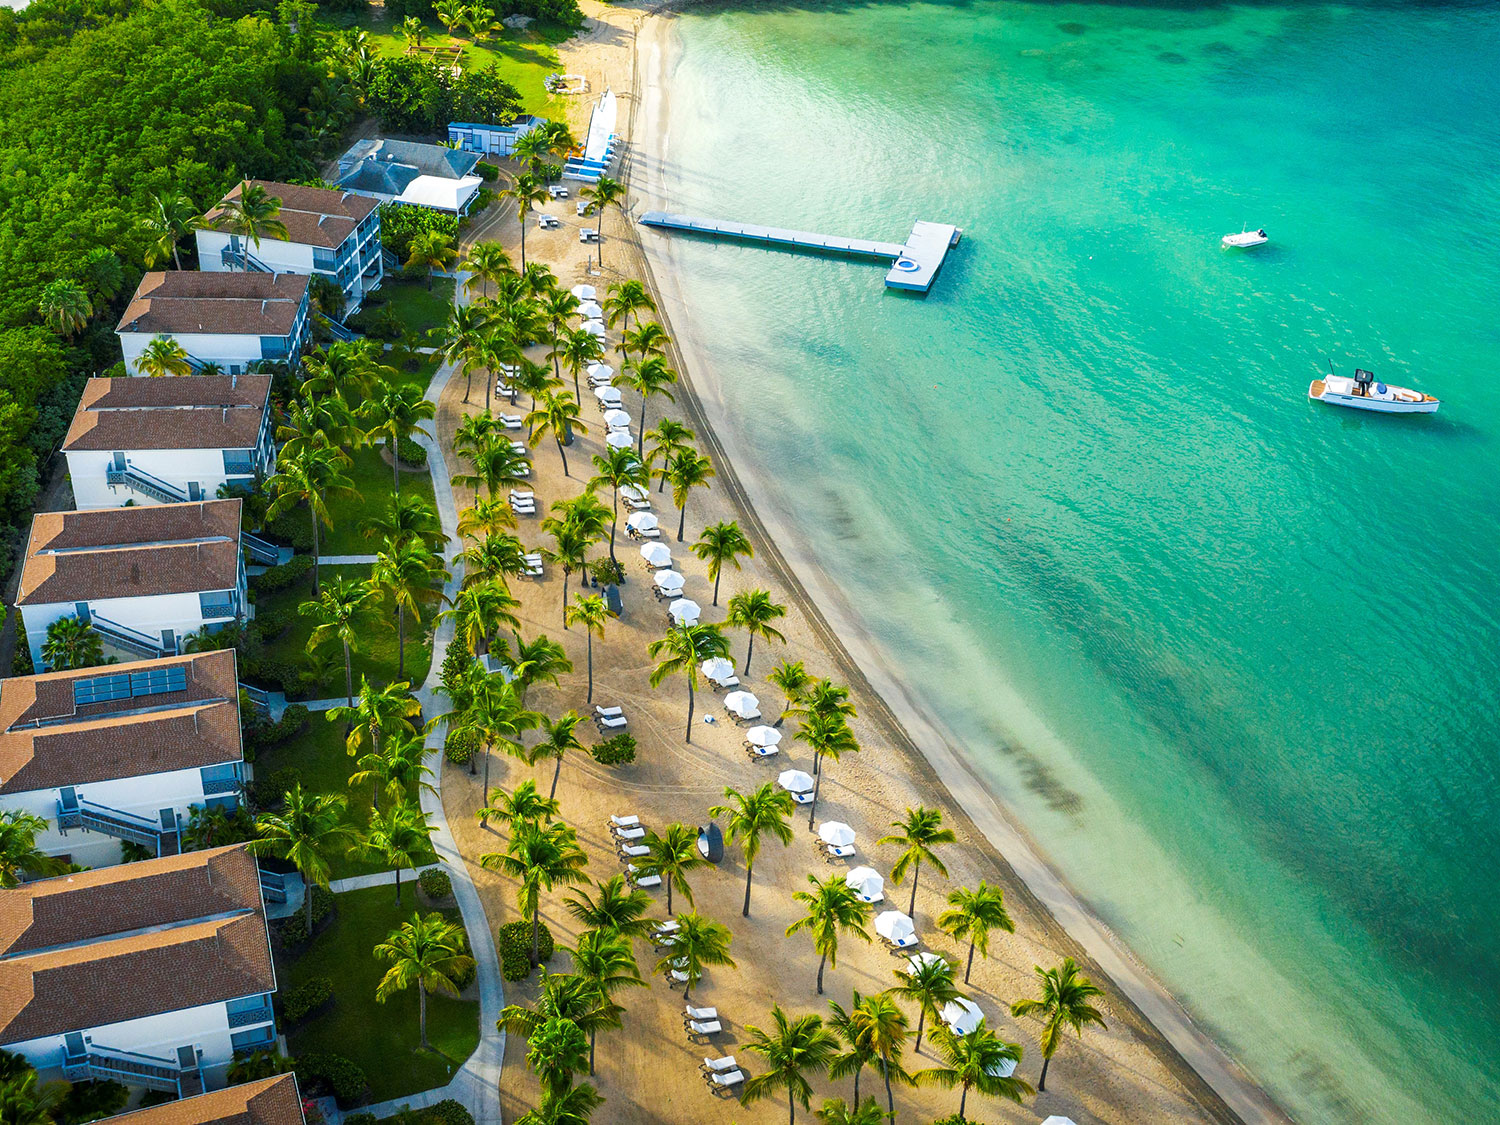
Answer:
[320,446,440,556]
[281,885,479,1103]
[377,277,456,339]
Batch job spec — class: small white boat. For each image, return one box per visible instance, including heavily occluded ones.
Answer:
[1309,369,1438,415]
[1222,228,1268,249]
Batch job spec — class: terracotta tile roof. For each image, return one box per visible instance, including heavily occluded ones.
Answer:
[0,846,273,1045]
[100,1076,303,1125]
[62,377,272,453]
[0,844,261,956]
[15,500,243,606]
[117,273,309,337]
[0,651,242,795]
[202,180,378,251]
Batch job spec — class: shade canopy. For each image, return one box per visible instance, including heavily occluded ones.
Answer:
[570,284,597,300]
[621,484,649,502]
[586,362,614,380]
[906,951,948,974]
[654,569,685,590]
[874,911,916,943]
[777,769,815,794]
[701,657,734,680]
[594,386,622,404]
[605,431,633,449]
[940,997,985,1035]
[639,542,672,567]
[603,408,631,428]
[583,319,607,337]
[724,691,760,718]
[817,821,855,847]
[668,599,701,625]
[745,725,782,748]
[845,866,883,897]
[985,1056,1019,1079]
[578,300,604,318]
[625,511,659,532]
[1040,1119,1078,1125]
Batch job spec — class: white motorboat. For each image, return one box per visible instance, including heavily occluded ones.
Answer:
[1222,228,1268,249]
[1308,369,1438,415]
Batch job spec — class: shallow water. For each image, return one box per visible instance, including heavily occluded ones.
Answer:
[653,2,1500,1121]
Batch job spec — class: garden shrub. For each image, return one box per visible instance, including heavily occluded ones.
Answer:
[498,919,554,978]
[499,942,530,982]
[240,656,303,697]
[57,1079,128,1125]
[423,1101,475,1125]
[343,1115,376,1125]
[254,766,303,808]
[444,726,478,765]
[282,976,334,1023]
[588,557,624,586]
[418,868,452,901]
[378,204,459,260]
[475,161,499,182]
[449,956,477,992]
[248,605,297,642]
[395,435,428,467]
[261,507,316,552]
[246,704,309,755]
[347,305,403,341]
[250,553,314,594]
[296,1052,368,1107]
[591,732,636,766]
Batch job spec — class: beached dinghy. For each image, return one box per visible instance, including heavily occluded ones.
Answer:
[1222,228,1268,249]
[1309,368,1438,414]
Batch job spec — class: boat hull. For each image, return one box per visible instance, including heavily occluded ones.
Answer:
[1222,234,1268,248]
[1308,381,1439,414]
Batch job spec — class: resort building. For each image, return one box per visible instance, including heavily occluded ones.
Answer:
[196,180,384,313]
[62,376,276,509]
[447,116,546,157]
[0,845,278,1095]
[116,273,311,376]
[98,1075,305,1125]
[15,500,247,668]
[0,651,245,865]
[335,137,484,215]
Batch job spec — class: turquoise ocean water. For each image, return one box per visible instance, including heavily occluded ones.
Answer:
[653,3,1500,1121]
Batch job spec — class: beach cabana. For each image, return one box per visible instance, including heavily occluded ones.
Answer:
[746,725,782,749]
[940,997,984,1036]
[817,821,854,847]
[724,691,760,720]
[606,431,633,450]
[640,542,672,568]
[845,866,884,903]
[875,910,918,948]
[571,284,597,300]
[669,598,701,626]
[654,570,685,596]
[777,769,814,796]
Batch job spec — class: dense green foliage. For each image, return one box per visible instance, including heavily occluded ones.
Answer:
[418,867,453,900]
[589,731,636,765]
[366,56,522,135]
[378,203,460,260]
[282,975,335,1022]
[499,918,555,980]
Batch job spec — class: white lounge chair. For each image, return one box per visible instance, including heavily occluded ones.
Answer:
[509,441,528,454]
[824,843,856,859]
[701,1055,736,1073]
[623,496,652,511]
[707,1070,744,1091]
[714,675,740,690]
[509,489,534,501]
[614,826,645,841]
[510,504,536,516]
[654,919,680,934]
[595,705,623,718]
[499,414,522,429]
[632,873,661,888]
[685,1005,718,1021]
[688,1019,721,1036]
[619,843,649,858]
[885,933,919,950]
[609,813,638,828]
[791,791,814,805]
[597,714,628,731]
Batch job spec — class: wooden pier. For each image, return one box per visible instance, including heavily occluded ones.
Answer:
[638,211,961,292]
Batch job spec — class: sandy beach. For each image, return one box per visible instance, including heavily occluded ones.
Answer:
[433,3,1294,1122]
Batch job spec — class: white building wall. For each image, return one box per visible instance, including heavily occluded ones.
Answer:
[195,229,317,276]
[22,586,245,669]
[67,448,257,509]
[119,331,267,377]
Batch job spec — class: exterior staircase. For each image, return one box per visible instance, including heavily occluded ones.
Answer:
[105,466,187,504]
[314,309,356,341]
[63,1044,204,1096]
[88,614,167,660]
[56,796,181,855]
[220,246,273,273]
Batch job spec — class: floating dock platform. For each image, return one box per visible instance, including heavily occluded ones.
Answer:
[638,211,961,293]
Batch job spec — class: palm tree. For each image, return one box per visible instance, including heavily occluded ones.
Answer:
[463,241,513,299]
[786,872,872,995]
[640,822,704,915]
[458,533,531,586]
[361,493,448,553]
[937,882,1015,984]
[1009,957,1107,1092]
[350,730,435,811]
[212,181,288,262]
[789,678,857,726]
[542,523,590,628]
[481,821,590,963]
[564,595,608,704]
[709,783,795,917]
[546,493,610,583]
[589,446,648,566]
[890,952,962,1052]
[0,810,65,887]
[526,390,587,477]
[652,909,733,1004]
[434,0,465,35]
[741,1006,840,1125]
[525,1016,591,1100]
[769,658,812,726]
[616,355,676,456]
[141,191,200,269]
[455,435,533,498]
[476,779,557,839]
[726,589,787,677]
[374,912,475,1048]
[40,616,104,671]
[647,621,731,742]
[136,334,193,377]
[554,327,604,403]
[371,537,448,679]
[266,443,357,593]
[280,389,359,456]
[533,711,587,799]
[502,173,551,269]
[581,175,625,263]
[439,579,521,658]
[827,993,876,1106]
[460,674,542,794]
[401,14,425,49]
[915,1024,1032,1119]
[0,1067,68,1125]
[406,229,458,288]
[443,302,491,404]
[620,321,668,368]
[665,447,715,541]
[541,288,582,383]
[812,1097,882,1125]
[301,577,378,710]
[505,633,574,701]
[646,417,694,494]
[359,376,437,493]
[851,991,912,1119]
[564,874,655,940]
[794,712,860,829]
[329,675,422,760]
[518,1082,603,1125]
[356,804,433,903]
[38,279,92,336]
[248,785,356,928]
[692,520,753,605]
[603,278,655,336]
[570,929,646,1072]
[879,806,957,920]
[457,495,517,541]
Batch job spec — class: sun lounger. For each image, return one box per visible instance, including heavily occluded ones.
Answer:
[687,1020,721,1036]
[823,843,856,859]
[685,1006,718,1022]
[613,825,645,841]
[634,874,662,889]
[790,791,814,805]
[713,675,740,690]
[596,714,628,731]
[510,504,535,516]
[884,933,919,950]
[701,1055,736,1073]
[731,708,762,724]
[500,415,522,429]
[509,489,534,500]
[856,890,884,904]
[510,442,528,454]
[745,744,780,759]
[654,919,680,934]
[609,813,638,827]
[623,496,652,511]
[706,1070,744,1092]
[618,843,649,858]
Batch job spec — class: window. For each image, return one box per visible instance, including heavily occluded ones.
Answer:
[199,591,236,619]
[200,762,241,796]
[312,247,336,271]
[230,1026,275,1050]
[260,337,289,360]
[222,450,254,475]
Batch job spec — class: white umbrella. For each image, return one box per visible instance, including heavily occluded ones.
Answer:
[874,911,916,944]
[986,1056,1019,1079]
[584,319,607,336]
[1040,1119,1077,1125]
[654,570,685,594]
[906,951,948,974]
[940,997,984,1035]
[587,362,614,381]
[746,725,782,749]
[639,542,672,567]
[724,691,760,719]
[817,821,854,847]
[620,484,649,503]
[845,866,884,898]
[594,386,622,405]
[603,408,631,429]
[570,284,597,300]
[625,511,659,533]
[668,598,701,626]
[578,300,604,319]
[701,656,734,680]
[606,431,633,450]
[777,769,814,794]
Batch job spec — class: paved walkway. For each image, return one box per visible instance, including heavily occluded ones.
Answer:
[319,554,379,565]
[328,867,430,893]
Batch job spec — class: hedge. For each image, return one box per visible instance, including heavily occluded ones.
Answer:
[276,885,333,946]
[253,765,304,809]
[395,435,428,468]
[424,1102,475,1125]
[591,732,636,766]
[249,553,313,593]
[282,976,333,1023]
[418,868,452,900]
[378,204,458,260]
[245,704,309,756]
[296,1051,368,1107]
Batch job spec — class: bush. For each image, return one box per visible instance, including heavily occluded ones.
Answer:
[249,605,297,642]
[418,868,452,901]
[591,732,636,766]
[262,507,316,552]
[347,305,403,341]
[588,557,624,586]
[275,885,334,947]
[343,1115,376,1125]
[475,160,499,182]
[282,976,334,1023]
[296,1052,368,1107]
[308,275,346,322]
[246,704,310,755]
[250,553,314,594]
[444,726,478,765]
[395,435,428,468]
[57,1079,128,1125]
[498,918,554,979]
[378,203,459,260]
[253,766,304,809]
[423,1102,475,1125]
[240,656,304,697]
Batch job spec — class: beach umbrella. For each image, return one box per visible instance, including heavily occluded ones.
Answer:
[746,725,782,749]
[700,656,734,681]
[606,431,633,450]
[639,542,672,567]
[845,866,884,900]
[724,691,760,719]
[874,910,916,945]
[594,386,622,406]
[654,570,685,595]
[604,408,631,429]
[584,319,607,336]
[817,820,854,847]
[940,997,984,1036]
[906,951,948,974]
[620,483,649,502]
[668,598,701,626]
[777,769,815,795]
[986,1056,1019,1079]
[570,284,597,300]
[1040,1119,1077,1125]
[587,362,614,381]
[578,300,604,319]
[626,511,659,533]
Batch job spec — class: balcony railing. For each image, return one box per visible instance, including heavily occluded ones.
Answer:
[242,532,281,566]
[89,614,167,659]
[202,775,242,796]
[57,797,178,855]
[221,246,273,274]
[64,1044,203,1097]
[226,1005,274,1029]
[199,602,236,621]
[106,467,187,505]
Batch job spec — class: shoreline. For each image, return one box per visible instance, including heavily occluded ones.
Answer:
[607,8,1293,1124]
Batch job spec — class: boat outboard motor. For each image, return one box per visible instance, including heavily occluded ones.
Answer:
[1354,368,1375,395]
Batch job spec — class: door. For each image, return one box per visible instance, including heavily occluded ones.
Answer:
[188,481,202,501]
[159,808,177,833]
[74,602,91,625]
[112,452,126,471]
[63,1032,86,1062]
[160,629,176,654]
[59,787,79,815]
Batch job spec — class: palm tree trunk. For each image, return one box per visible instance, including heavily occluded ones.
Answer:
[550,753,563,800]
[393,433,402,495]
[744,635,755,677]
[561,569,570,627]
[965,939,976,983]
[815,950,827,995]
[343,641,354,712]
[915,1007,926,1052]
[394,866,402,904]
[482,740,492,797]
[397,605,406,679]
[712,567,721,606]
[637,397,649,457]
[485,371,492,414]
[519,219,527,271]
[787,1088,794,1125]
[808,765,821,830]
[666,877,674,916]
[608,493,619,565]
[958,1082,968,1120]
[419,982,429,1047]
[742,863,754,917]
[684,677,695,743]
[311,510,322,595]
[172,244,183,270]
[556,437,570,477]
[305,878,315,929]
[585,633,594,703]
[1037,1054,1050,1092]
[883,1061,894,1119]
[589,1027,596,1076]
[853,1064,862,1105]
[531,906,542,964]
[908,860,921,919]
[463,367,473,404]
[677,500,687,542]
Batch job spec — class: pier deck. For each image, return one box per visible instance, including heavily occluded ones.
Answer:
[638,210,960,292]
